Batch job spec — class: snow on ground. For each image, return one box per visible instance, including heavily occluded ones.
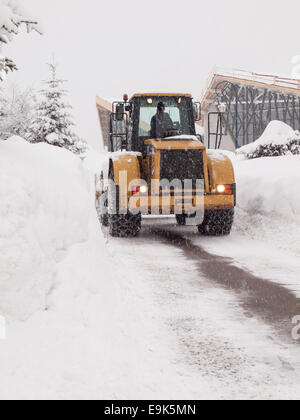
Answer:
[190,152,300,297]
[108,223,300,399]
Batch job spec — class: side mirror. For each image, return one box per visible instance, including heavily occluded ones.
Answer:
[115,103,125,121]
[193,102,202,122]
[125,103,133,119]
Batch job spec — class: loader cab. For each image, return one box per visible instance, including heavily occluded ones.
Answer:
[109,94,201,154]
[130,94,197,154]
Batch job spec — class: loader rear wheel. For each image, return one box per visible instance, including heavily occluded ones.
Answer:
[99,192,109,227]
[100,214,109,227]
[198,209,234,236]
[109,213,142,238]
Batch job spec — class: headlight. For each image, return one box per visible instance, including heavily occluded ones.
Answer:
[215,184,234,195]
[217,185,226,193]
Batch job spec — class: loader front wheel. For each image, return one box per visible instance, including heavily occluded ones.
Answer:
[109,213,142,238]
[176,215,187,226]
[198,209,234,236]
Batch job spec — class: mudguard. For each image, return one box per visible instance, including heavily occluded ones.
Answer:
[206,151,235,188]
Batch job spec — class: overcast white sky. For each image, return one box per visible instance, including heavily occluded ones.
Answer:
[4,0,300,149]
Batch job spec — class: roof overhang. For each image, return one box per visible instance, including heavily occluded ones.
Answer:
[96,96,112,148]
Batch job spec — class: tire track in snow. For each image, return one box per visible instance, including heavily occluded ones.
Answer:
[147,223,300,344]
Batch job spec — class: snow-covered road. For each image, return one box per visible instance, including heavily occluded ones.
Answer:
[106,217,300,399]
[1,138,300,399]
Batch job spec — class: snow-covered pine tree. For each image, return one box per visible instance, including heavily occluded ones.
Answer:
[288,132,300,155]
[28,62,87,157]
[245,131,300,159]
[0,85,9,137]
[0,85,36,139]
[246,143,289,159]
[0,0,41,81]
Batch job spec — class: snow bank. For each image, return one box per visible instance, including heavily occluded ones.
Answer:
[236,154,300,276]
[110,150,142,161]
[237,121,300,158]
[231,121,300,220]
[83,147,106,174]
[193,152,300,297]
[235,154,300,219]
[232,153,300,291]
[0,137,126,398]
[0,137,113,320]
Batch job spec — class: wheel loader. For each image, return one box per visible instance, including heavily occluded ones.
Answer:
[96,93,236,238]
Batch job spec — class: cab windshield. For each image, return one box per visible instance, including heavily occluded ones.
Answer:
[138,97,193,139]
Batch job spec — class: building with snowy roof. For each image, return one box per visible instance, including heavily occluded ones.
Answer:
[200,67,300,151]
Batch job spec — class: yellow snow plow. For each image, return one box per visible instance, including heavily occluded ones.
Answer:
[96,93,236,237]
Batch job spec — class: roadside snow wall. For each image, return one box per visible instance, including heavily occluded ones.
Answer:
[232,121,300,219]
[0,136,113,320]
[235,154,300,219]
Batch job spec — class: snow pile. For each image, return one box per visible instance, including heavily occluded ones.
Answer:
[83,147,107,174]
[233,153,300,284]
[0,137,128,398]
[235,154,300,219]
[207,149,229,162]
[0,136,113,320]
[237,121,300,159]
[110,150,142,161]
[195,152,300,297]
[231,122,300,220]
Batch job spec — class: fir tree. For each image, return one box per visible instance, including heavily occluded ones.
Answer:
[0,86,36,140]
[0,0,40,81]
[28,62,87,156]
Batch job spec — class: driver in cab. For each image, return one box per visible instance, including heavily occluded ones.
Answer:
[150,102,174,139]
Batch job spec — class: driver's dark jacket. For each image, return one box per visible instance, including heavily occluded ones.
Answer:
[150,113,173,138]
